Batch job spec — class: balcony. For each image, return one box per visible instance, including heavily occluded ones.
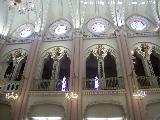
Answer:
[137,76,160,89]
[83,77,124,90]
[30,78,69,91]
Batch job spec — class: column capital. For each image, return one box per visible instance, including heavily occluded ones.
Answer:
[114,26,127,36]
[73,28,83,38]
[33,32,43,41]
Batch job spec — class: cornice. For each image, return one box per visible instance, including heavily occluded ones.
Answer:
[29,91,68,96]
[83,89,126,95]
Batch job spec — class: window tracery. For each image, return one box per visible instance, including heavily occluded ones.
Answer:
[87,18,110,35]
[84,44,120,90]
[48,20,71,37]
[39,46,71,91]
[127,16,149,32]
[12,24,34,39]
[131,43,160,88]
[3,49,27,81]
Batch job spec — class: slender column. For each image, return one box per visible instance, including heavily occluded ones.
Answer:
[116,29,142,120]
[69,29,82,120]
[13,34,42,120]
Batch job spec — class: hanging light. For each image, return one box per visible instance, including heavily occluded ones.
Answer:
[133,90,146,99]
[65,92,78,100]
[6,92,19,100]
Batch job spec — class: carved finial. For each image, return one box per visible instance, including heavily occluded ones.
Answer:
[141,43,150,57]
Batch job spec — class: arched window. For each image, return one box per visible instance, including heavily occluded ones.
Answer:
[150,53,160,76]
[150,53,160,87]
[14,56,27,81]
[86,53,98,79]
[104,52,117,78]
[133,53,150,88]
[133,53,145,76]
[42,54,54,80]
[58,54,71,79]
[4,55,14,80]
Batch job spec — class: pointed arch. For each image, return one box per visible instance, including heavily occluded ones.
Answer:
[42,54,54,80]
[104,52,117,78]
[150,52,160,87]
[133,53,146,76]
[150,53,160,76]
[86,53,98,79]
[14,56,27,81]
[58,53,71,79]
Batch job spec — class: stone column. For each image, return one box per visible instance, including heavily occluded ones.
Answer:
[69,29,82,120]
[13,34,42,120]
[116,29,143,120]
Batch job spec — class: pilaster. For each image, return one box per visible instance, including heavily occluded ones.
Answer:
[115,29,143,120]
[13,33,42,120]
[69,29,82,120]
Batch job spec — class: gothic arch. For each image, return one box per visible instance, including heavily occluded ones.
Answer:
[35,46,71,82]
[0,48,28,81]
[84,44,121,78]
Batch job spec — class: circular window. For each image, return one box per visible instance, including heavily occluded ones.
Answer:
[12,24,34,39]
[49,20,71,36]
[20,28,32,38]
[127,16,149,32]
[87,18,110,34]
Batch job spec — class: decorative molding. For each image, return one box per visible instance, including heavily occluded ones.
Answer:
[83,89,126,95]
[127,31,159,38]
[44,35,72,41]
[29,91,68,96]
[140,88,160,94]
[83,33,116,40]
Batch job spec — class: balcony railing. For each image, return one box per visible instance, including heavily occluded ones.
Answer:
[137,76,160,89]
[30,79,69,91]
[83,77,124,90]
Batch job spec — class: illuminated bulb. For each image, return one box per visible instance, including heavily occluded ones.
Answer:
[61,76,67,91]
[66,92,78,100]
[94,76,99,90]
[6,92,19,100]
[133,90,146,99]
[131,51,134,54]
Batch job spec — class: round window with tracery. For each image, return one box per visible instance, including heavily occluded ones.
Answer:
[127,16,149,32]
[12,24,34,39]
[49,20,71,36]
[87,18,110,34]
[20,28,32,38]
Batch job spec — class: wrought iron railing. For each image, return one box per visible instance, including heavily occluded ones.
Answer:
[137,76,160,89]
[83,77,124,90]
[30,79,69,91]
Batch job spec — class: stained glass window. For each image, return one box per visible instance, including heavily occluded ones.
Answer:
[20,28,32,38]
[49,20,71,36]
[127,16,149,32]
[12,24,34,39]
[87,18,110,34]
